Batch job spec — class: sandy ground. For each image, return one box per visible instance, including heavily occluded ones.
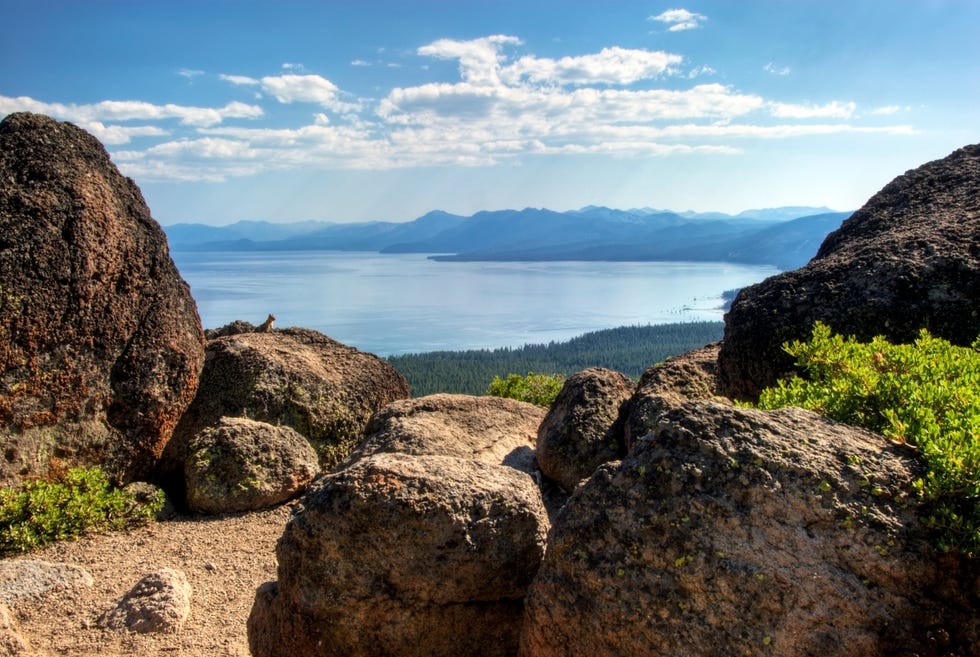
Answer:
[4,504,293,656]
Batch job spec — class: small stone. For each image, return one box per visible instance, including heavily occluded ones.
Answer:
[98,568,191,634]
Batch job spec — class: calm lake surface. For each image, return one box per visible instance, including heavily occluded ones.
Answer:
[170,251,779,356]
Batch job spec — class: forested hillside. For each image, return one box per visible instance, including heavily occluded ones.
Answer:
[387,321,724,397]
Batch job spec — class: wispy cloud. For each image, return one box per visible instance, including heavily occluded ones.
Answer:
[0,94,263,128]
[764,62,791,76]
[870,105,906,115]
[768,100,856,119]
[649,8,708,32]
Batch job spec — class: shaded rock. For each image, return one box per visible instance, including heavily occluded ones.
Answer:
[0,604,31,656]
[719,143,980,400]
[0,112,205,485]
[184,417,318,514]
[346,393,547,473]
[535,368,632,492]
[248,452,550,657]
[122,481,176,520]
[521,402,980,657]
[621,342,727,450]
[0,561,93,606]
[203,319,256,340]
[98,568,191,634]
[164,327,409,484]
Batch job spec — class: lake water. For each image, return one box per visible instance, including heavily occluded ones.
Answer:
[170,251,778,356]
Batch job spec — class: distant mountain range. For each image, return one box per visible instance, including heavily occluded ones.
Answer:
[163,206,851,270]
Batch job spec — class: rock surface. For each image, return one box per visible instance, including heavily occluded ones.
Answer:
[0,560,93,606]
[0,112,205,485]
[183,417,319,514]
[97,568,191,634]
[164,327,409,483]
[719,143,980,400]
[535,368,632,492]
[521,402,980,657]
[345,393,547,473]
[203,320,256,340]
[248,452,550,657]
[621,342,726,450]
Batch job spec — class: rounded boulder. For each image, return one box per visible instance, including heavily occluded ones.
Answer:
[184,417,319,514]
[535,368,633,492]
[248,452,550,657]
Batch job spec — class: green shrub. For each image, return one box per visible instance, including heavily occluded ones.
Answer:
[755,322,980,555]
[0,466,164,553]
[486,372,565,408]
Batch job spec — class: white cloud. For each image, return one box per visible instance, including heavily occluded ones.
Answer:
[177,68,205,79]
[687,65,716,78]
[418,35,522,86]
[871,105,905,115]
[351,59,370,67]
[220,74,260,86]
[768,100,856,119]
[260,74,339,105]
[764,62,791,76]
[502,47,683,86]
[221,73,360,113]
[649,8,708,32]
[1,32,913,184]
[78,121,168,145]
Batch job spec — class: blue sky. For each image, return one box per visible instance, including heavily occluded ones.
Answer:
[2,0,978,225]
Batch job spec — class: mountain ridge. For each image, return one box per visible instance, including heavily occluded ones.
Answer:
[163,205,849,270]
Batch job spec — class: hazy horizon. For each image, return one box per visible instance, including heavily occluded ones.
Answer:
[3,1,977,225]
[163,203,842,228]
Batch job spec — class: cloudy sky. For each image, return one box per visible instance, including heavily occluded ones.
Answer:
[2,1,978,225]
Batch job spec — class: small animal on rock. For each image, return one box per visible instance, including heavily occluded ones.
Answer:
[256,314,276,332]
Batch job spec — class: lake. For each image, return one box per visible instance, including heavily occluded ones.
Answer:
[170,251,778,356]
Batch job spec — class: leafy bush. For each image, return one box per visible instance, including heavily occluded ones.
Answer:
[486,372,565,408]
[755,322,980,555]
[0,466,164,553]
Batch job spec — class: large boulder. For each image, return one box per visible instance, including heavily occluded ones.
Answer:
[248,452,550,657]
[621,342,726,450]
[535,368,633,492]
[345,393,547,472]
[183,417,319,514]
[521,402,980,657]
[719,143,980,400]
[0,113,205,485]
[163,327,409,483]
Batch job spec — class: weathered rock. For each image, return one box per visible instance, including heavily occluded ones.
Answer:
[203,319,256,340]
[346,393,547,473]
[0,604,31,656]
[535,368,632,492]
[98,568,191,634]
[719,143,980,400]
[184,417,318,514]
[621,342,727,450]
[164,327,409,483]
[0,561,93,606]
[0,112,205,485]
[521,402,980,657]
[248,452,550,657]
